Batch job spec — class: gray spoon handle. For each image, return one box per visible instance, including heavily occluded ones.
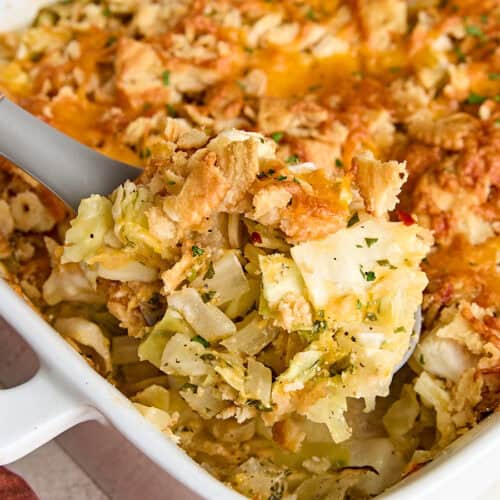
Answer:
[0,96,140,210]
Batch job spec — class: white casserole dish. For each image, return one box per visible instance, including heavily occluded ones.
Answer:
[0,4,499,499]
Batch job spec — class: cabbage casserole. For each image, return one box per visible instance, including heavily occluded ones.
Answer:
[0,0,499,498]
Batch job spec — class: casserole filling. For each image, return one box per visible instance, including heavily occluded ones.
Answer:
[0,0,499,498]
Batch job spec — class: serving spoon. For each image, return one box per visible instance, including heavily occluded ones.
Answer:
[0,95,140,210]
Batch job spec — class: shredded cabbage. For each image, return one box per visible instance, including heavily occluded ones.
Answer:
[168,288,236,341]
[221,313,276,356]
[132,384,170,412]
[138,309,193,368]
[61,195,113,264]
[192,250,249,305]
[161,333,211,376]
[55,317,111,373]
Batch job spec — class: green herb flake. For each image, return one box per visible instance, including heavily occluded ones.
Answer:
[488,73,500,81]
[312,319,328,333]
[200,353,215,361]
[347,212,360,227]
[308,84,322,92]
[102,6,111,17]
[191,245,204,257]
[454,46,466,63]
[480,14,488,24]
[356,299,363,310]
[276,175,287,181]
[105,35,117,47]
[365,237,378,248]
[167,180,176,186]
[376,259,396,269]
[335,158,344,168]
[286,154,299,164]
[247,399,273,412]
[139,148,151,159]
[419,354,425,365]
[203,261,215,280]
[365,312,378,321]
[293,177,301,184]
[201,291,216,303]
[495,119,500,127]
[465,24,486,40]
[466,92,486,104]
[180,383,198,393]
[359,266,376,282]
[191,335,210,348]
[142,102,152,112]
[306,8,316,21]
[166,103,177,117]
[162,70,170,86]
[271,131,284,143]
[394,326,406,333]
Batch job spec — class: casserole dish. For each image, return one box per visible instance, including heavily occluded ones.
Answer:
[1,1,499,499]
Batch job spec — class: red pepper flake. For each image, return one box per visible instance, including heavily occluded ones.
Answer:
[397,209,415,226]
[250,232,262,244]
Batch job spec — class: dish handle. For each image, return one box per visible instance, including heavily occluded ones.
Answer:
[0,364,103,465]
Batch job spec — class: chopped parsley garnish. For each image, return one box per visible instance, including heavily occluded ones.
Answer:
[105,35,117,47]
[162,70,170,86]
[200,353,215,361]
[142,102,152,112]
[466,92,486,104]
[293,177,301,184]
[271,132,284,143]
[495,119,500,127]
[488,73,500,81]
[359,266,376,282]
[191,245,204,257]
[335,158,344,168]
[480,14,488,24]
[312,319,327,333]
[166,104,177,117]
[180,383,198,393]
[356,299,363,310]
[365,312,378,321]
[247,399,273,411]
[306,8,316,21]
[191,335,210,348]
[376,259,396,269]
[167,180,176,185]
[139,148,151,159]
[454,46,466,63]
[308,84,322,92]
[465,24,487,40]
[394,326,406,333]
[347,212,360,227]
[102,6,111,16]
[201,291,216,303]
[276,175,287,181]
[203,261,215,280]
[365,237,378,248]
[286,154,299,164]
[419,354,425,365]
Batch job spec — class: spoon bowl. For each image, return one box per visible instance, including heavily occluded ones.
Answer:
[0,96,141,210]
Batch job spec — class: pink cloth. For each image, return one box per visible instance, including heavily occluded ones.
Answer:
[0,467,38,500]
